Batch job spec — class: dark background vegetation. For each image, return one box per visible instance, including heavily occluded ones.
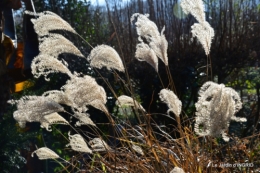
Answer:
[1,0,260,172]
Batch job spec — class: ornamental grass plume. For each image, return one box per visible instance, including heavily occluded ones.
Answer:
[115,95,146,112]
[131,13,168,66]
[31,54,73,80]
[131,13,160,42]
[180,0,214,56]
[180,0,205,23]
[31,147,59,160]
[41,112,69,131]
[66,132,92,153]
[135,42,158,72]
[44,91,97,127]
[149,26,168,66]
[25,11,77,36]
[74,112,96,127]
[159,89,182,117]
[88,138,111,152]
[38,34,84,59]
[9,96,64,129]
[190,22,214,56]
[194,81,246,141]
[61,75,107,113]
[87,44,125,72]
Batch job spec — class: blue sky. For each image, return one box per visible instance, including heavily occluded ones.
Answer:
[89,0,129,6]
[89,0,106,6]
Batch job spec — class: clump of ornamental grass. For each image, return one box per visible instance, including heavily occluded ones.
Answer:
[8,1,259,172]
[194,81,246,141]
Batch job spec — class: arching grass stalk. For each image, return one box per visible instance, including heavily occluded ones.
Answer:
[53,158,70,173]
[166,65,177,94]
[156,71,165,88]
[208,54,213,81]
[206,55,209,81]
[90,153,107,172]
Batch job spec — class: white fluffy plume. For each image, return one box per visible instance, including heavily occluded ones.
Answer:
[31,147,59,160]
[31,55,73,81]
[180,0,214,56]
[25,11,77,36]
[194,81,246,141]
[39,34,84,58]
[87,44,125,72]
[116,95,146,112]
[9,96,64,129]
[66,132,92,153]
[131,13,168,66]
[159,89,182,117]
[191,22,214,56]
[135,42,158,72]
[61,75,107,113]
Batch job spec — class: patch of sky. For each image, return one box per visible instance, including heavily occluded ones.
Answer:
[89,0,130,6]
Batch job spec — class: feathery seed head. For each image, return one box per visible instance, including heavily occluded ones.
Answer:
[131,13,160,42]
[66,132,92,153]
[31,54,73,81]
[39,34,84,58]
[89,138,111,152]
[135,42,158,72]
[180,0,205,23]
[159,89,182,117]
[180,0,214,56]
[131,13,168,66]
[25,11,60,17]
[74,112,96,127]
[191,22,214,56]
[10,96,64,128]
[87,45,125,72]
[25,11,77,36]
[31,147,59,160]
[62,75,107,113]
[116,95,146,112]
[195,82,245,141]
[149,29,168,66]
[40,112,69,131]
